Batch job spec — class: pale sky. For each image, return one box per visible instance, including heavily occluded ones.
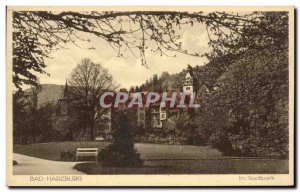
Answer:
[38,23,210,89]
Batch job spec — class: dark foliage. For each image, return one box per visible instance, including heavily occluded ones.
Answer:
[13,160,18,166]
[201,49,289,158]
[13,86,62,144]
[60,149,76,161]
[74,162,100,175]
[185,135,207,146]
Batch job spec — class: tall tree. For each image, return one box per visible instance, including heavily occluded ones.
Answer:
[152,74,160,91]
[25,84,42,143]
[69,58,117,140]
[13,90,29,144]
[160,71,170,91]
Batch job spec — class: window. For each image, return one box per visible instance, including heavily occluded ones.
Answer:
[186,87,190,90]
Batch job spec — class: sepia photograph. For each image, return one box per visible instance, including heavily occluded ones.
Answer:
[6,6,294,186]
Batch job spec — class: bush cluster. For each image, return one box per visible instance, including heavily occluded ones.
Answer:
[60,149,76,161]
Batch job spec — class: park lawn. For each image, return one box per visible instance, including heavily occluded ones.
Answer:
[13,141,222,161]
[73,162,172,174]
[74,159,289,174]
[14,141,289,174]
[144,159,289,174]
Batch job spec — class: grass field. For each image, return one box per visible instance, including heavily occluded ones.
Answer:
[74,158,289,174]
[14,141,223,161]
[14,141,289,174]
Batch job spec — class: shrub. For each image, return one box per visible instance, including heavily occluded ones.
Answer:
[74,162,100,174]
[210,132,240,156]
[60,149,76,161]
[13,160,18,165]
[186,135,207,146]
[98,145,143,167]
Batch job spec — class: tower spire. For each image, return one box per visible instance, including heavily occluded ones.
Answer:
[64,79,69,98]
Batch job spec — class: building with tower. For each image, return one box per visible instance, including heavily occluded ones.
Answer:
[56,80,70,116]
[183,72,194,95]
[135,71,196,131]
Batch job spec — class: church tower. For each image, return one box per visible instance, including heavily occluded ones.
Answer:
[59,79,70,116]
[63,79,69,98]
[183,72,193,95]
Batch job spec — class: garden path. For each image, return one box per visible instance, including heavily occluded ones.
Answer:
[13,153,86,175]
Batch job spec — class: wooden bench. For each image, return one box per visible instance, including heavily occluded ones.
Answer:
[76,148,98,161]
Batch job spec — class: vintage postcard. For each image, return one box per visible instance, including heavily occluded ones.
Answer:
[6,6,294,186]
